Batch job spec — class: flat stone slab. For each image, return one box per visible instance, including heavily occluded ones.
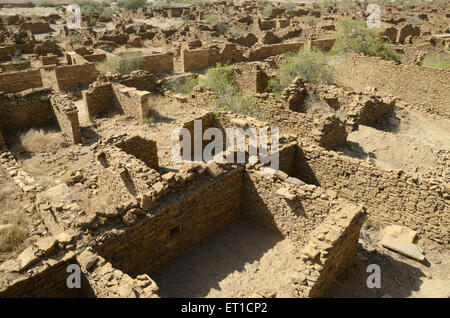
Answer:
[380,235,424,261]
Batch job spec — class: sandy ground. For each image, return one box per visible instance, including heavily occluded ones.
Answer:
[151,220,301,298]
[343,106,450,181]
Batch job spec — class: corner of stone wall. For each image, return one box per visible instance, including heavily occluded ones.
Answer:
[290,203,367,297]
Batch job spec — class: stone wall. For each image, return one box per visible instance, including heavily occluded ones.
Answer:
[115,135,159,170]
[82,83,115,118]
[41,55,59,66]
[50,95,82,144]
[0,253,86,298]
[247,42,303,61]
[0,69,43,93]
[54,63,99,92]
[0,130,6,152]
[141,53,174,73]
[294,145,449,245]
[291,203,367,297]
[41,63,99,92]
[95,168,244,276]
[337,54,450,118]
[0,90,55,131]
[181,44,245,72]
[181,48,209,71]
[242,167,351,246]
[232,62,268,93]
[77,251,158,298]
[112,83,150,119]
[0,60,31,72]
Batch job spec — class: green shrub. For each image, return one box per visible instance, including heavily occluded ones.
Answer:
[37,1,58,7]
[422,54,450,70]
[226,24,248,38]
[68,32,83,43]
[0,15,8,23]
[75,0,112,15]
[0,225,27,253]
[90,17,98,26]
[199,64,262,119]
[262,4,273,16]
[100,51,143,75]
[268,48,335,98]
[117,0,147,10]
[203,13,219,24]
[97,44,114,53]
[143,116,155,127]
[331,18,399,62]
[171,76,199,96]
[303,15,317,26]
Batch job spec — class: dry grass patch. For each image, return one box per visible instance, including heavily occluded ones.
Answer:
[20,128,65,153]
[0,212,28,253]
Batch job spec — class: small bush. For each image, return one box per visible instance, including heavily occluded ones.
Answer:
[143,116,155,127]
[99,51,143,75]
[200,64,262,119]
[262,4,273,16]
[97,44,114,53]
[76,0,111,15]
[20,129,65,153]
[331,18,399,62]
[171,76,199,96]
[226,24,248,38]
[37,1,58,7]
[68,32,83,43]
[117,0,147,10]
[268,48,335,98]
[0,15,7,23]
[203,13,219,24]
[303,15,317,26]
[1,65,18,73]
[0,224,28,253]
[90,17,98,26]
[422,54,450,70]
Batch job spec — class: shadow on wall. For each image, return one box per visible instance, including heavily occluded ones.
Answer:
[322,246,426,298]
[150,220,285,298]
[290,147,320,186]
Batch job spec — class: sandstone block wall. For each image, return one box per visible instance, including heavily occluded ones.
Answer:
[247,42,303,61]
[19,22,52,33]
[337,54,450,118]
[141,53,174,73]
[0,60,31,72]
[181,48,210,71]
[0,93,55,131]
[294,145,449,245]
[112,83,150,119]
[0,253,86,298]
[291,203,367,297]
[54,63,99,92]
[50,95,82,144]
[115,136,159,170]
[0,130,7,153]
[95,168,244,276]
[41,55,59,66]
[242,168,349,246]
[0,69,43,93]
[82,83,115,118]
[232,62,268,93]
